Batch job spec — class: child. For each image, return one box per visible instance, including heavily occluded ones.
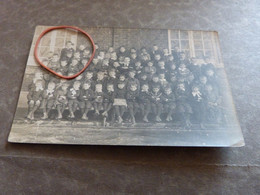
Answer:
[126,83,139,125]
[138,73,149,87]
[138,84,151,122]
[78,82,95,120]
[105,68,117,88]
[177,63,194,84]
[55,83,69,119]
[95,71,105,85]
[59,59,69,75]
[149,84,163,122]
[68,58,80,75]
[67,81,81,118]
[93,84,104,115]
[82,48,91,59]
[77,44,86,57]
[102,83,116,124]
[157,60,167,73]
[134,61,143,76]
[126,70,140,92]
[140,48,151,62]
[48,53,60,71]
[158,72,168,88]
[26,79,44,120]
[175,82,192,129]
[144,61,156,81]
[114,77,127,123]
[41,81,56,119]
[161,86,176,122]
[73,51,81,61]
[60,41,74,60]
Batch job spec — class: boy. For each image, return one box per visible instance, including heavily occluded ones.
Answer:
[59,59,69,76]
[157,60,167,73]
[126,70,140,92]
[93,83,104,115]
[190,85,206,129]
[175,82,192,129]
[161,86,176,122]
[55,83,69,119]
[158,72,168,88]
[134,61,143,76]
[114,77,127,123]
[144,61,156,81]
[126,83,139,125]
[68,58,80,75]
[41,81,56,119]
[67,81,81,118]
[149,84,163,122]
[78,82,95,120]
[95,71,105,85]
[48,53,60,71]
[102,83,116,125]
[138,73,149,87]
[105,68,117,88]
[26,79,44,120]
[138,84,151,122]
[60,41,74,60]
[82,48,91,59]
[177,63,194,84]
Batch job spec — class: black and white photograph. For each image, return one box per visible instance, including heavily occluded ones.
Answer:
[8,26,244,146]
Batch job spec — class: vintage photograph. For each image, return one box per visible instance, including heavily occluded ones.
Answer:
[8,26,244,146]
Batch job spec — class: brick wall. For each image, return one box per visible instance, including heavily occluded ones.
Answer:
[76,27,169,51]
[113,28,169,51]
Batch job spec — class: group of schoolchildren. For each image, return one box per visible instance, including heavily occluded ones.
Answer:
[27,41,224,128]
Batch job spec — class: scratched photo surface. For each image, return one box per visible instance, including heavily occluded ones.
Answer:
[8,26,244,146]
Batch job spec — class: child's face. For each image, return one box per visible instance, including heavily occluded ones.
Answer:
[178,83,185,89]
[120,47,126,53]
[79,45,85,51]
[35,82,42,88]
[118,83,125,89]
[86,73,93,79]
[124,57,130,64]
[170,64,176,70]
[141,75,147,80]
[67,52,72,58]
[206,69,214,76]
[61,85,68,91]
[81,59,88,65]
[109,71,116,78]
[130,85,137,91]
[131,49,136,53]
[72,59,78,66]
[48,83,55,90]
[131,53,137,59]
[155,55,161,61]
[73,83,81,90]
[193,87,199,92]
[66,42,72,48]
[113,62,120,68]
[152,77,159,82]
[165,89,172,95]
[107,85,114,92]
[52,55,59,62]
[119,76,125,81]
[96,85,102,92]
[200,77,207,84]
[153,88,160,93]
[142,85,149,91]
[76,75,83,80]
[74,52,80,58]
[97,73,104,80]
[148,62,153,67]
[180,53,185,59]
[93,58,98,64]
[99,52,105,58]
[169,56,174,61]
[83,84,90,90]
[111,52,117,59]
[129,72,135,78]
[61,60,67,67]
[83,49,90,55]
[158,61,165,68]
[170,76,177,82]
[159,74,165,79]
[103,59,109,65]
[35,72,43,79]
[179,64,186,69]
[108,47,114,53]
[163,49,168,54]
[135,62,141,67]
[153,45,158,51]
[151,69,156,74]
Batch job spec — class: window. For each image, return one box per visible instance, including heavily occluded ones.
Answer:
[168,30,221,65]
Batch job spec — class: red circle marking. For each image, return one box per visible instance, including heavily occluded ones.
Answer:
[34,26,96,79]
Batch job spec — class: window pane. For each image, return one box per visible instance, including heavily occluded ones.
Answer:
[193,31,202,39]
[171,40,179,48]
[181,40,189,49]
[205,50,213,58]
[56,29,66,37]
[41,36,51,46]
[194,40,203,50]
[204,40,212,50]
[39,47,50,58]
[195,50,204,58]
[180,31,188,39]
[203,32,211,40]
[56,38,65,47]
[171,30,179,39]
